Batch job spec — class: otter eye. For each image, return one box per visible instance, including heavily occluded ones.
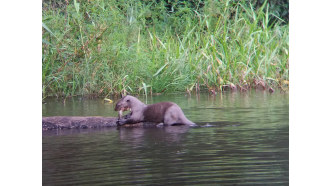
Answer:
[126,99,130,102]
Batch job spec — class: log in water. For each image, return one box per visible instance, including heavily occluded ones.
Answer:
[42,116,118,130]
[42,116,159,130]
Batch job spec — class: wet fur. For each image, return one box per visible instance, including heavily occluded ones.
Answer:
[114,95,196,126]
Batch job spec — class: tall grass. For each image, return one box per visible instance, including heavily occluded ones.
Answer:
[42,0,289,98]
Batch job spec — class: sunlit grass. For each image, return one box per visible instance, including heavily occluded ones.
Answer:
[42,0,289,98]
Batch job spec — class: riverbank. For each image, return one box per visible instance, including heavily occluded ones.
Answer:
[42,0,289,98]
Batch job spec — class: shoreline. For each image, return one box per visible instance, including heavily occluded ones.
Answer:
[42,85,289,100]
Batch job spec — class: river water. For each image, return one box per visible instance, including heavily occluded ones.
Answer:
[43,91,289,185]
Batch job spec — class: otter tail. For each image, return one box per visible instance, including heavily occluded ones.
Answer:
[181,117,198,127]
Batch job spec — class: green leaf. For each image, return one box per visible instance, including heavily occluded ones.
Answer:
[74,0,80,14]
[153,63,168,77]
[42,22,56,39]
[42,39,52,45]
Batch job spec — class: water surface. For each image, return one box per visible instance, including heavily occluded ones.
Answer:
[43,91,288,185]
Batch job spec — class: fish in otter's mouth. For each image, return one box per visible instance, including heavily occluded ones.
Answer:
[116,107,131,119]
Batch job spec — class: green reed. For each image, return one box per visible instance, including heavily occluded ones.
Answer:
[42,0,289,98]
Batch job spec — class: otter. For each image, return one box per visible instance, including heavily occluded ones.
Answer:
[114,95,196,127]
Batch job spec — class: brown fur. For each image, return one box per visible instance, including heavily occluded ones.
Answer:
[115,95,196,126]
[143,102,174,123]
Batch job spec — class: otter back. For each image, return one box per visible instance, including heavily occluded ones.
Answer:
[142,102,175,123]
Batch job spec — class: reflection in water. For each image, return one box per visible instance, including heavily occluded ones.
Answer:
[43,91,288,185]
[118,126,190,145]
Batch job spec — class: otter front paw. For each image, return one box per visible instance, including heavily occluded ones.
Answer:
[116,119,126,126]
[123,113,131,119]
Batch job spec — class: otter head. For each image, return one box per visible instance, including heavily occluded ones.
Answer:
[114,95,133,111]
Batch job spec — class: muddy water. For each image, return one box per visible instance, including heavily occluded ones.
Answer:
[43,91,289,185]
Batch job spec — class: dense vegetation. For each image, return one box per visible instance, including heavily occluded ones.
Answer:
[42,0,289,98]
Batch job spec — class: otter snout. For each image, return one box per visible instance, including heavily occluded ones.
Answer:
[115,103,125,111]
[114,103,121,111]
[114,102,129,111]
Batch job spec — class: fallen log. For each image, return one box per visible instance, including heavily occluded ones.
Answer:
[42,116,117,130]
[42,116,158,130]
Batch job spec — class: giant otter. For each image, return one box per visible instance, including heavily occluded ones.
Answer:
[114,95,196,127]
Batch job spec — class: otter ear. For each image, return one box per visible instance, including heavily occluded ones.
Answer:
[120,93,130,98]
